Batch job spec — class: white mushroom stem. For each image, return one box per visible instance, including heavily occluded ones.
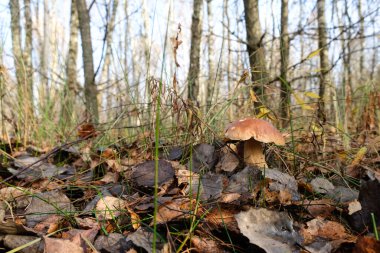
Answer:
[244,138,268,168]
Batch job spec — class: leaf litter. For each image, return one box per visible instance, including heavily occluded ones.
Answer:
[0,124,379,252]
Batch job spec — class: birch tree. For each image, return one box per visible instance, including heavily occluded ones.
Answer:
[62,0,79,125]
[100,0,118,117]
[205,0,215,111]
[23,0,34,117]
[316,0,330,122]
[279,0,290,127]
[76,0,99,122]
[187,0,203,104]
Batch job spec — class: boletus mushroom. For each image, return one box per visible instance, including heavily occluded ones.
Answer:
[225,118,285,168]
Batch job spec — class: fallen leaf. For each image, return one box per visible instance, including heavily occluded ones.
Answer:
[155,198,194,224]
[235,208,301,253]
[352,236,380,253]
[95,196,126,220]
[131,160,174,188]
[351,147,367,166]
[25,190,75,228]
[304,199,335,218]
[191,236,226,253]
[348,200,362,215]
[300,217,356,246]
[44,237,84,253]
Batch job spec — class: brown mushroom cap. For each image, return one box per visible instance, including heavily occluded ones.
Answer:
[225,118,285,145]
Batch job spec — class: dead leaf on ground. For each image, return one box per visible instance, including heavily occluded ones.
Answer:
[303,199,336,218]
[94,233,126,253]
[215,146,239,173]
[25,190,75,228]
[348,199,362,215]
[205,205,240,233]
[225,166,261,194]
[219,193,241,203]
[235,207,301,253]
[44,237,84,253]
[352,236,380,253]
[131,160,174,188]
[95,196,126,220]
[188,143,217,173]
[77,123,98,139]
[300,217,356,247]
[155,198,195,224]
[3,235,42,253]
[310,177,335,194]
[126,228,169,253]
[265,168,300,201]
[191,235,227,253]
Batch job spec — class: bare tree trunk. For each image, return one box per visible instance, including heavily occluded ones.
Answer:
[205,0,215,111]
[100,0,118,120]
[243,0,267,98]
[224,0,232,120]
[279,0,289,127]
[23,0,34,118]
[40,0,49,106]
[141,0,152,121]
[10,0,27,140]
[76,0,99,122]
[316,0,330,123]
[358,0,364,78]
[187,0,203,104]
[62,0,79,125]
[10,0,22,91]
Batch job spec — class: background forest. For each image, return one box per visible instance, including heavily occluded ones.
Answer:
[0,0,379,146]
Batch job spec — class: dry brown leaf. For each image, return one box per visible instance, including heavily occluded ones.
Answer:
[106,159,123,172]
[95,196,126,220]
[77,123,98,139]
[155,199,190,224]
[34,215,61,233]
[304,199,335,218]
[352,236,380,253]
[348,199,362,215]
[100,171,118,184]
[100,148,116,159]
[278,189,292,205]
[300,217,356,245]
[205,206,239,232]
[44,237,84,253]
[191,236,226,253]
[219,193,241,203]
[74,217,99,230]
[127,207,141,230]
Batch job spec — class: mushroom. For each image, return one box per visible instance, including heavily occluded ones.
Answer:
[224,118,285,168]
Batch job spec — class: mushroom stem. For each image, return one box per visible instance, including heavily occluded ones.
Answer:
[244,138,268,168]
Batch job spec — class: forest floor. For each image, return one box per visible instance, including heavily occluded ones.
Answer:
[0,121,379,253]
